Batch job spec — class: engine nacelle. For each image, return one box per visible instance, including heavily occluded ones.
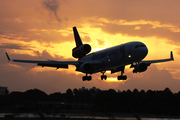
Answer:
[78,63,92,73]
[133,63,147,73]
[72,44,91,58]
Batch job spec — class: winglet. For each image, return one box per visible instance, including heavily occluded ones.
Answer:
[5,52,11,61]
[171,51,174,61]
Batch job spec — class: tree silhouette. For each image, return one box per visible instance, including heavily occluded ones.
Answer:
[1,87,180,116]
[22,89,48,102]
[66,88,74,103]
[47,92,62,102]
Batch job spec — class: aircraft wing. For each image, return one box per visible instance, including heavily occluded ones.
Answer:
[140,51,174,64]
[5,52,79,69]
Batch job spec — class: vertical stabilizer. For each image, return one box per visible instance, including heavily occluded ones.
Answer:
[73,27,83,48]
[72,27,91,60]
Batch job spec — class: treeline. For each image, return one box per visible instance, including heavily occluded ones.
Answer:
[0,87,180,116]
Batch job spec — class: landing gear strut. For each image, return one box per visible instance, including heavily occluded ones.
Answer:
[117,68,127,80]
[82,73,92,81]
[101,71,107,80]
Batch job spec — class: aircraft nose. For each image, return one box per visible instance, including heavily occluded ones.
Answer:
[141,46,148,57]
[138,45,148,59]
[132,44,148,61]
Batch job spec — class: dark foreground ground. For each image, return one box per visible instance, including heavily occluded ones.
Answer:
[1,87,180,119]
[1,112,180,120]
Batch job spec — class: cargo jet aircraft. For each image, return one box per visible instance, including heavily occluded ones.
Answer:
[6,27,174,81]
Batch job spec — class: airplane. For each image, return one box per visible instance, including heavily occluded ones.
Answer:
[5,27,174,81]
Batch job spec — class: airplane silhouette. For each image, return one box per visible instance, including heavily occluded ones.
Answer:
[6,27,174,81]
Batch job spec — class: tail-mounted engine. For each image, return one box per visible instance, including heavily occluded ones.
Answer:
[78,63,92,73]
[72,44,91,59]
[133,63,148,73]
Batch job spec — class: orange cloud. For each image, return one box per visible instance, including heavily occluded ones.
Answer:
[97,18,180,33]
[0,0,180,93]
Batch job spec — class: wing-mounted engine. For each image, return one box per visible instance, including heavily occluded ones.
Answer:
[78,63,93,73]
[72,44,91,59]
[76,61,103,74]
[133,63,150,73]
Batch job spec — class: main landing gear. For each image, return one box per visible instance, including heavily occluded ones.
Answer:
[117,70,127,80]
[82,73,92,81]
[99,69,127,81]
[101,71,107,80]
[82,69,127,81]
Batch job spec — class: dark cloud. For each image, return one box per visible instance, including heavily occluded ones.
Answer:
[0,43,31,50]
[0,28,74,43]
[28,30,74,43]
[12,50,64,60]
[3,37,14,40]
[43,0,61,22]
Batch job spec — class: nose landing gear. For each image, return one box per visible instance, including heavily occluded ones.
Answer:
[101,71,107,80]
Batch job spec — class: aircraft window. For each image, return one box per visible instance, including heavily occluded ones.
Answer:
[135,45,145,48]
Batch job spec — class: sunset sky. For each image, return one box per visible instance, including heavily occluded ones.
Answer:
[1,0,180,94]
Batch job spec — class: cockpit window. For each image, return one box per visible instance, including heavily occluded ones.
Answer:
[135,45,145,48]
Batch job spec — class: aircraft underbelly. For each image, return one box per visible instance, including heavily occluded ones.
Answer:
[91,55,131,74]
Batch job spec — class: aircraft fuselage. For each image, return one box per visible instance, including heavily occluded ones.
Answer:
[79,41,148,74]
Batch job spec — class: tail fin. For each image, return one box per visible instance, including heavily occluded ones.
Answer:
[73,27,83,48]
[72,27,91,60]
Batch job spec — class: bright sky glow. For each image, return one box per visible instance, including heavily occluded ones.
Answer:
[0,0,180,93]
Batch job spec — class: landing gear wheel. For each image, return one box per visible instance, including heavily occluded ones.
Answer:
[104,75,107,80]
[117,75,127,80]
[117,76,121,80]
[133,70,137,73]
[101,71,107,80]
[87,76,92,81]
[101,75,107,80]
[82,76,86,81]
[101,75,104,80]
[82,75,92,81]
[123,75,127,80]
[117,66,127,80]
